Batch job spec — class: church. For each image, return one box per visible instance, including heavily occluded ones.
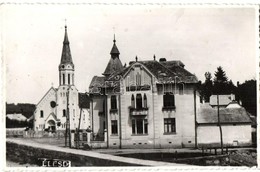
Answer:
[33,26,90,134]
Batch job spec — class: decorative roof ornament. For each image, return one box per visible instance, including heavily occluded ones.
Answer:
[110,34,120,56]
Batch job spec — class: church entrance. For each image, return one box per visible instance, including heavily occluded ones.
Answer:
[47,120,56,133]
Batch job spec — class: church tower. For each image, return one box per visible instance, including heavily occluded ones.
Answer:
[59,25,75,86]
[102,35,123,77]
[56,25,79,130]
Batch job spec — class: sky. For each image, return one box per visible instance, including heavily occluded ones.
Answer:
[3,5,257,104]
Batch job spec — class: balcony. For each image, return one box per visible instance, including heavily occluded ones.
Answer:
[129,107,148,116]
[162,106,176,111]
[126,85,151,91]
[110,109,118,113]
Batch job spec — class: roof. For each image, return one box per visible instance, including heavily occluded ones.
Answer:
[60,26,74,66]
[110,41,120,55]
[89,76,106,93]
[103,57,124,76]
[107,60,198,83]
[210,95,232,106]
[197,105,251,124]
[45,112,60,122]
[78,93,90,109]
[6,113,27,121]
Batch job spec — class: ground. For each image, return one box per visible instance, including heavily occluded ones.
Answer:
[6,137,257,167]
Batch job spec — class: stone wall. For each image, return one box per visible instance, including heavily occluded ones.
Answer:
[6,142,140,166]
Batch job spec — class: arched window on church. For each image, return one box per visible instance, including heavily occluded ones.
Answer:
[136,94,142,109]
[72,74,74,85]
[68,74,70,85]
[144,94,147,108]
[131,94,135,108]
[63,74,65,85]
[40,110,44,118]
[63,109,66,117]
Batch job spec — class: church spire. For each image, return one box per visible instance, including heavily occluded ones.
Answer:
[60,25,73,66]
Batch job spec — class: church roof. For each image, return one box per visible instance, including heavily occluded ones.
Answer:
[60,26,73,65]
[197,106,251,124]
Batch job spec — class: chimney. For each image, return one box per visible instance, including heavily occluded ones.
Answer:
[231,93,235,101]
[159,58,166,62]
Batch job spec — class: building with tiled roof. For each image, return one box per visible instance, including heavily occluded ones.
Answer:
[197,102,252,147]
[33,26,90,137]
[89,36,202,148]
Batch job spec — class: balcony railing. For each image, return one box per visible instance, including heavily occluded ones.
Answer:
[162,106,176,111]
[129,107,148,116]
[126,85,151,91]
[110,109,118,113]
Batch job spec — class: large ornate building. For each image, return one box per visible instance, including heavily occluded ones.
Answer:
[89,36,201,148]
[33,26,90,133]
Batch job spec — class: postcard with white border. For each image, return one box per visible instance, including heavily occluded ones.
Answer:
[2,1,259,170]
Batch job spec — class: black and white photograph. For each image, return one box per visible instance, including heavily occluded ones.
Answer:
[2,2,258,169]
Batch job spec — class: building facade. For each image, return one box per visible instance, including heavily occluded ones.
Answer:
[33,26,90,133]
[89,36,200,148]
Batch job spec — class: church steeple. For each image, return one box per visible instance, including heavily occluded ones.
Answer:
[60,25,74,67]
[59,25,75,86]
[103,34,123,77]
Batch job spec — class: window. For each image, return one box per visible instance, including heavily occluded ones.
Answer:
[73,109,75,117]
[164,118,176,133]
[111,95,117,110]
[136,72,141,86]
[72,74,74,85]
[131,94,135,108]
[63,74,65,85]
[136,94,142,109]
[143,94,147,108]
[63,109,66,117]
[163,92,175,107]
[111,120,118,135]
[68,74,70,85]
[132,119,148,135]
[40,110,44,118]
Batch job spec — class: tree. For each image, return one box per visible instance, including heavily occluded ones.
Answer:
[200,72,213,102]
[213,66,235,94]
[214,66,228,84]
[236,79,256,116]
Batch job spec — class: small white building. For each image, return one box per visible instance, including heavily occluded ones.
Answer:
[197,102,252,147]
[7,113,27,121]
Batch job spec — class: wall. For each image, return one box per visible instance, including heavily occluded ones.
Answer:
[90,96,105,136]
[6,141,176,166]
[34,88,57,131]
[197,124,252,146]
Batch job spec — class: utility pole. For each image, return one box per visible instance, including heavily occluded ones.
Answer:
[77,106,83,149]
[217,93,224,154]
[65,86,71,148]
